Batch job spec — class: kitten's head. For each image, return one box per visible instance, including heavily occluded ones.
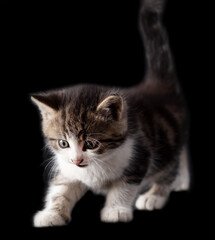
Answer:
[31,85,128,168]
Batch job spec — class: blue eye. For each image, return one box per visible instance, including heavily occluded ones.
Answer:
[58,139,70,148]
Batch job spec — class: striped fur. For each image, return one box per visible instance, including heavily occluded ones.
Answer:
[31,0,190,226]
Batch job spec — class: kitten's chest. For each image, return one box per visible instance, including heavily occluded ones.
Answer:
[60,164,115,189]
[80,168,111,189]
[78,162,123,189]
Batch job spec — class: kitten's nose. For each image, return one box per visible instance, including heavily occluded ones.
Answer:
[72,158,84,165]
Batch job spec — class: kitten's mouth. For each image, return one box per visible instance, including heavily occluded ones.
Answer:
[77,164,88,168]
[72,159,88,168]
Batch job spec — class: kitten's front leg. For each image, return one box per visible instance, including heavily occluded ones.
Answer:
[101,181,139,223]
[33,175,87,227]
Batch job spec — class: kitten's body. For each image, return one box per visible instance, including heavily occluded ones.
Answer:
[32,0,190,226]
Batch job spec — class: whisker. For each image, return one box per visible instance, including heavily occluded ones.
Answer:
[44,159,54,171]
[48,162,57,180]
[90,157,116,177]
[40,156,54,167]
[42,155,57,181]
[90,159,109,179]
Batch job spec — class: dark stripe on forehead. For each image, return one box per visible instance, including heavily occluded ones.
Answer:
[61,106,80,136]
[60,108,68,136]
[61,108,66,120]
[67,119,78,135]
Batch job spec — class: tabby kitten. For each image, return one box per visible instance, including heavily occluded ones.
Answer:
[32,0,190,226]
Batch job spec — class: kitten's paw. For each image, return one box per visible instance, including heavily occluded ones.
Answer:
[101,207,133,222]
[135,194,168,211]
[33,210,70,227]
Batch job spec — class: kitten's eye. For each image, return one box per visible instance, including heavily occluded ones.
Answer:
[58,139,70,149]
[84,140,99,150]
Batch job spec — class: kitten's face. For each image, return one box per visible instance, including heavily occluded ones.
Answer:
[32,86,128,168]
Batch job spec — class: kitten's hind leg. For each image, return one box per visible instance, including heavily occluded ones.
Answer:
[171,146,190,192]
[135,183,170,211]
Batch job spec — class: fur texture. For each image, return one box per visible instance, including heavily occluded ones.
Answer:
[31,0,190,227]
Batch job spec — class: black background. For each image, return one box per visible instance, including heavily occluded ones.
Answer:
[1,0,209,237]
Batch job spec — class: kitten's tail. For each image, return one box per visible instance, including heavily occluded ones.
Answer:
[140,0,176,83]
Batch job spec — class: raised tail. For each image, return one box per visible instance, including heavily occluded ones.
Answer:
[140,0,176,82]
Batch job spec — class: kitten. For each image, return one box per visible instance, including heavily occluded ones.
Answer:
[31,0,190,227]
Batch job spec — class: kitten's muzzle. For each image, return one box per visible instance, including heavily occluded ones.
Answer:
[72,158,88,167]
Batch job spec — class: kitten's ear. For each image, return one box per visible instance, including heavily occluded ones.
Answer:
[31,93,60,119]
[96,94,123,121]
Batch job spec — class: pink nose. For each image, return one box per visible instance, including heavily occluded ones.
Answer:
[72,158,84,165]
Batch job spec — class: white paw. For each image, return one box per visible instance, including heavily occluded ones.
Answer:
[135,194,168,211]
[101,207,133,222]
[33,210,70,227]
